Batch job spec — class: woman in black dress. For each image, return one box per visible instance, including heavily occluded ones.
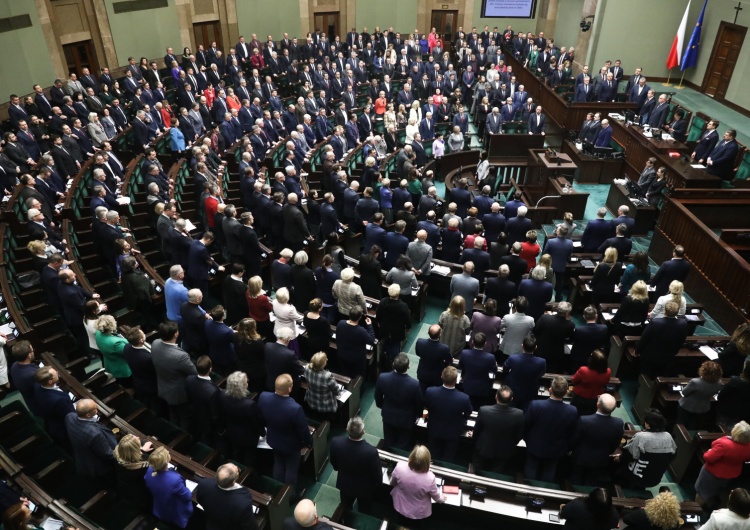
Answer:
[359,245,383,300]
[302,298,331,361]
[234,318,266,394]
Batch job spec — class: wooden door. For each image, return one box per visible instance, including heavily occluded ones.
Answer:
[702,22,746,101]
[193,21,223,52]
[314,12,340,41]
[431,10,458,41]
[63,41,99,77]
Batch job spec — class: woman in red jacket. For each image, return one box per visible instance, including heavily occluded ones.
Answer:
[570,350,611,416]
[519,229,541,272]
[695,420,750,511]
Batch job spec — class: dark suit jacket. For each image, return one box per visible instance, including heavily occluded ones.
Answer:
[151,339,198,405]
[505,216,533,248]
[257,391,312,453]
[499,254,528,287]
[330,436,383,499]
[581,218,611,252]
[185,375,221,436]
[636,318,689,372]
[264,342,303,390]
[524,398,578,458]
[503,353,546,406]
[415,338,453,388]
[650,258,690,298]
[571,413,624,469]
[474,403,524,459]
[458,348,497,398]
[484,278,517,317]
[648,102,668,128]
[533,314,575,362]
[187,240,217,282]
[34,386,75,443]
[573,83,593,103]
[518,279,554,321]
[180,302,208,353]
[375,371,423,429]
[693,129,719,162]
[598,236,632,258]
[594,125,613,148]
[707,139,739,180]
[527,113,546,134]
[570,323,609,370]
[123,345,159,398]
[64,414,117,477]
[57,281,93,327]
[195,477,258,530]
[424,386,473,440]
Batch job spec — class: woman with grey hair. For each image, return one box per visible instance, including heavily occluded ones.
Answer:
[87,112,108,147]
[95,314,131,386]
[291,251,316,312]
[332,267,366,320]
[219,371,264,466]
[272,287,304,356]
[447,125,465,152]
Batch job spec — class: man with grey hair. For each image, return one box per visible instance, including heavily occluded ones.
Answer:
[532,301,575,374]
[375,353,423,451]
[282,192,312,253]
[329,415,382,515]
[581,206,611,252]
[284,499,331,529]
[505,204,532,247]
[461,236,490,286]
[133,109,151,151]
[264,326,303,391]
[180,288,211,355]
[195,462,258,529]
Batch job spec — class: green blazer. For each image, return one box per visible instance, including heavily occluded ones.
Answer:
[95,330,131,378]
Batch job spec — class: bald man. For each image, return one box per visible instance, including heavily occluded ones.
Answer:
[64,399,118,482]
[570,394,624,486]
[283,499,332,529]
[196,463,258,530]
[406,229,433,276]
[258,374,313,491]
[415,324,453,394]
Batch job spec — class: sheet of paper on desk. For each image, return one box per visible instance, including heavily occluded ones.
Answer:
[691,164,706,169]
[572,241,582,248]
[564,344,572,355]
[41,519,64,530]
[602,312,614,321]
[186,479,199,492]
[432,265,451,276]
[382,467,391,485]
[466,419,476,428]
[185,219,197,232]
[699,346,719,360]
[0,323,14,336]
[338,389,352,403]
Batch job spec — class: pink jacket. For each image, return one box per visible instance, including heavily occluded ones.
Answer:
[390,461,443,519]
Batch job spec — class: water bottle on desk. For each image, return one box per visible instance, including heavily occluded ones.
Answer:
[563,183,571,194]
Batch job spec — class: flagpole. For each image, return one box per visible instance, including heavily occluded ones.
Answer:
[676,71,686,89]
[664,68,673,86]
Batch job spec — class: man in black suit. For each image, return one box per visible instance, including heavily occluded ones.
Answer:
[636,301,689,378]
[484,266,518,318]
[180,288,210,356]
[472,385,524,474]
[186,232,224,296]
[533,301,575,375]
[283,499,332,530]
[597,223,632,260]
[458,333,497,409]
[57,269,98,357]
[185,356,221,444]
[329,416,383,514]
[222,263,249,326]
[196,463,258,530]
[424,366,473,461]
[581,207,611,252]
[706,129,740,181]
[123,326,162,415]
[691,120,720,165]
[264,327,303,391]
[650,245,690,298]
[415,325,453,394]
[375,353,423,450]
[569,306,609,373]
[33,366,75,447]
[647,94,669,128]
[524,376,578,482]
[570,394,624,485]
[500,243,528,287]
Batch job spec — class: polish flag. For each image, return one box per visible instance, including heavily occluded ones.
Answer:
[667,0,691,69]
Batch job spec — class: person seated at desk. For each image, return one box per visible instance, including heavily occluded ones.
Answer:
[650,280,686,319]
[665,109,687,143]
[615,408,676,489]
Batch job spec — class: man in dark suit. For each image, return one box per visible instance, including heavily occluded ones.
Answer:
[196,463,258,530]
[609,205,635,238]
[185,356,221,444]
[647,94,669,128]
[329,416,383,514]
[581,207,611,252]
[628,77,650,112]
[264,327,304,391]
[123,326,161,414]
[484,267,518,318]
[375,353,423,450]
[639,91,656,125]
[570,394,624,485]
[258,374,313,489]
[691,120,720,165]
[573,77,593,103]
[533,301,575,374]
[542,226,574,302]
[283,500,333,530]
[151,321,198,431]
[502,336,546,410]
[597,223,632,259]
[706,129,739,181]
[458,333,497,410]
[505,206,533,248]
[597,73,617,102]
[500,243,528,287]
[415,325,453,394]
[57,269,96,355]
[527,106,546,134]
[482,203,506,244]
[33,366,75,447]
[569,306,609,373]
[594,119,613,148]
[472,386,524,474]
[64,399,120,483]
[636,301,689,378]
[383,220,409,269]
[424,366,473,461]
[650,245,690,298]
[180,289,210,356]
[524,376,578,482]
[187,232,224,296]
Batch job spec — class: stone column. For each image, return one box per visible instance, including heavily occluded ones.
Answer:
[174,0,194,52]
[88,0,119,68]
[36,0,67,78]
[573,0,598,74]
[536,0,559,39]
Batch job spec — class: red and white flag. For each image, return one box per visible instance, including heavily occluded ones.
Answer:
[667,0,691,69]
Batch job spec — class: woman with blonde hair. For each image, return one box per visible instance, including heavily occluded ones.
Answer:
[438,296,471,356]
[590,247,622,305]
[390,445,445,524]
[538,254,556,291]
[447,125,464,152]
[405,117,418,144]
[95,314,131,386]
[113,433,153,509]
[304,352,340,422]
[695,421,750,510]
[235,318,266,393]
[26,240,48,271]
[611,280,650,338]
[384,102,397,130]
[246,275,274,339]
[622,490,681,529]
[144,446,193,528]
[650,280,686,319]
[272,287,304,355]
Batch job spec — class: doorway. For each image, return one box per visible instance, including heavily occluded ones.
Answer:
[314,12,340,40]
[701,21,746,101]
[431,10,459,42]
[63,41,99,77]
[193,21,223,52]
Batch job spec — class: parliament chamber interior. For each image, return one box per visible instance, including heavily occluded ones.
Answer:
[1,0,750,529]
